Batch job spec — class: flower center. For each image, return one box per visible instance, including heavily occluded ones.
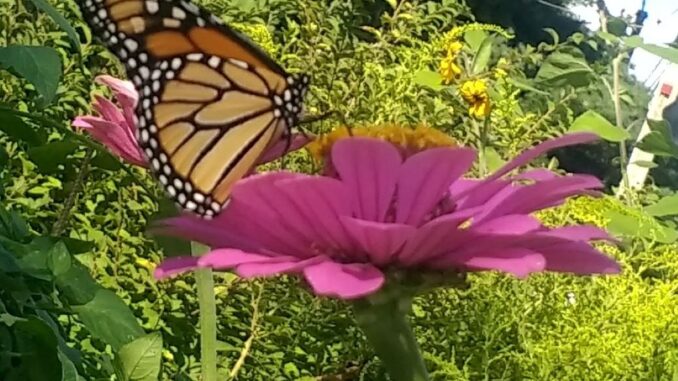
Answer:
[306,123,457,160]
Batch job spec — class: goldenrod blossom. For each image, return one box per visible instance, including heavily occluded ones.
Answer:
[439,55,463,83]
[460,79,492,119]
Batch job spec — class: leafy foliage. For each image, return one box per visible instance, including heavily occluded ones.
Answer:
[1,0,678,380]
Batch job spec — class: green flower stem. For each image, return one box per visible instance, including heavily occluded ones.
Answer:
[192,242,218,381]
[353,296,430,381]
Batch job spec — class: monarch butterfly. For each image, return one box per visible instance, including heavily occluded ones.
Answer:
[78,0,309,219]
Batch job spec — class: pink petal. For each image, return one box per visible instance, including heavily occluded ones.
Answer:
[96,75,138,110]
[542,225,617,242]
[237,256,325,278]
[225,172,320,257]
[303,260,385,299]
[479,175,602,221]
[396,147,476,226]
[274,177,355,252]
[74,116,145,165]
[486,133,599,182]
[197,248,304,272]
[398,209,476,266]
[340,217,416,265]
[541,242,621,274]
[332,138,402,222]
[472,215,542,235]
[154,215,261,252]
[257,133,312,164]
[154,256,200,279]
[462,248,547,278]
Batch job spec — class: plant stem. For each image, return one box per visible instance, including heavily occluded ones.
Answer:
[473,118,487,176]
[612,53,632,201]
[353,296,429,381]
[192,242,218,381]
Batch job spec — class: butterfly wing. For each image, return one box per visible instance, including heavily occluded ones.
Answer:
[78,0,309,218]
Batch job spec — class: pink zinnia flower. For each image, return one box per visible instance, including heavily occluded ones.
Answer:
[73,75,311,168]
[154,133,620,299]
[73,75,146,166]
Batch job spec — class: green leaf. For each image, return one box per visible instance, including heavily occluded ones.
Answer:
[115,333,163,381]
[54,262,99,305]
[505,77,549,95]
[536,51,594,88]
[623,36,678,64]
[483,146,505,173]
[72,289,144,351]
[631,160,657,168]
[463,30,487,52]
[605,211,639,238]
[636,119,678,158]
[59,350,84,381]
[10,316,62,381]
[27,140,79,173]
[413,70,443,91]
[646,195,678,217]
[0,45,62,107]
[568,110,630,142]
[47,241,71,277]
[543,27,560,46]
[0,109,47,146]
[471,37,493,75]
[148,197,191,258]
[26,0,80,51]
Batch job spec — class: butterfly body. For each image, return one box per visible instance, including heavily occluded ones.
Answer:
[78,0,308,218]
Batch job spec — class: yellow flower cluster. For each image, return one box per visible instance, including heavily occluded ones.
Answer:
[439,41,464,83]
[306,123,457,160]
[460,79,491,119]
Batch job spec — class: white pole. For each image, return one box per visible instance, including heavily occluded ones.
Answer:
[620,63,678,192]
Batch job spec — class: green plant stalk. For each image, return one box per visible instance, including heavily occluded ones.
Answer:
[612,53,632,203]
[192,242,218,381]
[353,296,430,381]
[472,118,487,176]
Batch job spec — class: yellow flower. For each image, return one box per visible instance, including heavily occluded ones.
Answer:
[445,41,464,56]
[439,55,463,84]
[493,67,508,80]
[307,123,457,160]
[460,79,491,119]
[135,258,156,272]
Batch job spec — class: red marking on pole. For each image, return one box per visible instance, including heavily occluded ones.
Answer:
[660,83,673,97]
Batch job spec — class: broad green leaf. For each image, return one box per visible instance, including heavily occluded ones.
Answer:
[72,289,144,350]
[27,140,79,173]
[623,36,678,64]
[606,16,628,37]
[55,262,99,305]
[0,45,62,107]
[483,147,505,173]
[0,109,46,146]
[115,333,163,381]
[645,195,678,217]
[10,317,62,381]
[47,241,71,277]
[568,110,629,142]
[463,30,487,53]
[505,77,549,95]
[26,0,80,51]
[597,31,620,44]
[413,70,443,91]
[59,350,84,381]
[605,211,640,238]
[536,51,594,88]
[471,37,493,75]
[636,119,678,158]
